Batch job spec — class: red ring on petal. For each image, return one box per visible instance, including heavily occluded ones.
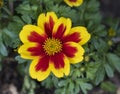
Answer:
[63,43,77,58]
[28,31,46,44]
[44,16,55,37]
[69,0,77,2]
[35,56,49,71]
[50,53,65,69]
[27,43,45,56]
[62,32,81,43]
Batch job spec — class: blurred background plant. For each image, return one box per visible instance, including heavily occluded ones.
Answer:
[0,0,120,94]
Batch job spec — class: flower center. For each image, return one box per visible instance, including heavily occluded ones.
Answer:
[43,38,62,56]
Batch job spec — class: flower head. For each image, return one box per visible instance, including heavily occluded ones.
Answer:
[0,0,3,8]
[108,28,116,37]
[18,12,90,81]
[64,0,83,7]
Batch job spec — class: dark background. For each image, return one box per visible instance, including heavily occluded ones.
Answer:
[100,0,120,18]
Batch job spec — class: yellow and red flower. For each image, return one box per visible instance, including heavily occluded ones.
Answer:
[18,12,90,81]
[64,0,83,7]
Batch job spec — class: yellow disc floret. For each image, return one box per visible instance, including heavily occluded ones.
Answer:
[43,38,62,56]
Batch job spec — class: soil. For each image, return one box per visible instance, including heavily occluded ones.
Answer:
[0,58,23,94]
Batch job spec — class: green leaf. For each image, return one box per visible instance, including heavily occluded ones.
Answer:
[0,42,8,56]
[86,0,100,12]
[55,88,66,94]
[12,39,21,48]
[75,84,80,94]
[24,76,31,89]
[13,16,24,25]
[2,28,15,39]
[73,69,82,78]
[79,81,93,94]
[107,53,120,72]
[86,62,100,80]
[52,76,59,88]
[92,38,108,53]
[2,28,16,47]
[68,81,74,92]
[94,65,105,85]
[7,18,24,35]
[15,56,27,64]
[31,80,36,89]
[58,80,67,87]
[22,14,32,24]
[104,63,114,78]
[16,4,31,14]
[41,77,54,89]
[101,81,117,93]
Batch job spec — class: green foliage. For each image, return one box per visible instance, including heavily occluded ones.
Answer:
[0,31,8,56]
[107,53,120,72]
[0,0,120,94]
[104,63,114,78]
[86,62,100,80]
[15,55,28,64]
[94,64,105,85]
[22,75,37,94]
[54,78,93,94]
[0,39,8,56]
[101,81,117,93]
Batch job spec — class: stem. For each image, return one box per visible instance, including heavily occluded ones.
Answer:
[8,0,14,15]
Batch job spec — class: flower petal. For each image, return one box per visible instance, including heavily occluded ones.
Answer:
[63,42,84,63]
[37,12,58,37]
[76,27,91,45]
[18,42,44,59]
[19,25,46,43]
[29,56,50,81]
[52,17,71,39]
[64,0,83,7]
[63,26,91,45]
[49,53,70,78]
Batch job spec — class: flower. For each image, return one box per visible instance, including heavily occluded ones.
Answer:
[108,28,116,37]
[18,12,90,81]
[0,0,3,8]
[64,0,83,7]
